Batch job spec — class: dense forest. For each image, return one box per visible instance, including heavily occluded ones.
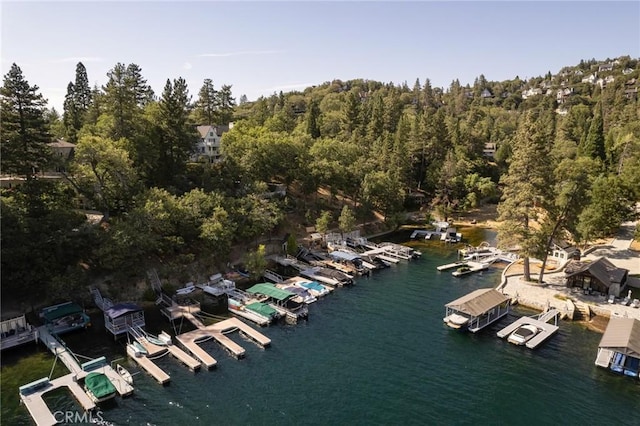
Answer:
[1,56,639,305]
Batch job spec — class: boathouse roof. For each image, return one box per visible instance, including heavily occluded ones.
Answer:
[247,283,295,301]
[41,302,84,322]
[105,303,143,319]
[565,257,628,287]
[445,288,510,317]
[599,317,640,358]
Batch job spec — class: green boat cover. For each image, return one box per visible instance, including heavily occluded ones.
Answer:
[246,302,277,317]
[42,303,84,322]
[84,372,116,399]
[246,283,294,301]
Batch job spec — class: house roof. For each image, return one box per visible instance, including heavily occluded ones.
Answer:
[445,288,510,317]
[564,257,628,287]
[196,124,231,138]
[598,317,640,358]
[105,303,143,319]
[49,139,76,148]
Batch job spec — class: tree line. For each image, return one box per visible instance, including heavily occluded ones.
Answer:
[1,56,639,304]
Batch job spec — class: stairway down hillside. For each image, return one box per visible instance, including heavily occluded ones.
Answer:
[574,301,592,321]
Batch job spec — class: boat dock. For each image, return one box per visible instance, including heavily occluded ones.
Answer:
[20,373,96,426]
[173,306,271,366]
[496,309,560,349]
[126,344,171,384]
[451,261,490,277]
[20,327,134,426]
[437,261,468,271]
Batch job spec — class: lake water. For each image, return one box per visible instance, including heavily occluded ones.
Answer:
[2,236,639,425]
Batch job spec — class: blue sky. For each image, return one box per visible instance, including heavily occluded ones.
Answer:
[2,1,639,112]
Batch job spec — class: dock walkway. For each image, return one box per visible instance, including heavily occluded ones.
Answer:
[496,309,560,349]
[21,373,96,426]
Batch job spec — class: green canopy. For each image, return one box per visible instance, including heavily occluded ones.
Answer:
[246,283,294,301]
[42,303,84,322]
[84,372,116,399]
[246,302,277,318]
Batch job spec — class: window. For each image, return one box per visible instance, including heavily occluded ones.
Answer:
[210,132,214,137]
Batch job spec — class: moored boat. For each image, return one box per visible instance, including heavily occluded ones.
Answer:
[116,364,134,385]
[84,372,117,403]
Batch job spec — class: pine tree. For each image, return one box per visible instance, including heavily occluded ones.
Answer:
[194,78,217,124]
[497,111,553,281]
[582,101,606,163]
[217,84,236,124]
[63,81,79,142]
[157,77,196,187]
[0,63,51,178]
[306,99,321,139]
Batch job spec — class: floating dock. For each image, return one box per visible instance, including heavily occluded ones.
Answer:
[165,340,201,371]
[126,344,170,384]
[437,261,468,271]
[20,374,96,426]
[451,261,490,277]
[20,327,134,426]
[496,309,560,349]
[174,308,271,367]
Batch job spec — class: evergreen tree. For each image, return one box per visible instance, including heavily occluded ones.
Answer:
[0,63,51,178]
[582,101,606,163]
[217,84,236,124]
[73,62,92,113]
[306,99,321,139]
[338,205,356,238]
[63,81,79,142]
[157,77,197,187]
[497,111,553,281]
[194,78,217,124]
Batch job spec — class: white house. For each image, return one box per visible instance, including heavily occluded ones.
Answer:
[192,124,231,163]
[582,73,597,84]
[598,63,614,72]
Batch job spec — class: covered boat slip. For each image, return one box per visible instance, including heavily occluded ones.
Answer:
[40,302,91,334]
[0,314,37,350]
[595,317,640,378]
[247,283,309,321]
[103,303,145,337]
[443,288,511,333]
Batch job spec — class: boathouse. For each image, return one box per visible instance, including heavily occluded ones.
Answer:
[595,317,640,379]
[564,257,628,297]
[443,288,510,333]
[104,303,145,338]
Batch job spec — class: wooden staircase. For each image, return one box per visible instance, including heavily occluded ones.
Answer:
[574,301,592,321]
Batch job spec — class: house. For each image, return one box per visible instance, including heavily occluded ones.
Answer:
[624,87,638,100]
[574,69,584,76]
[549,240,580,263]
[625,78,637,86]
[521,88,543,99]
[483,142,497,158]
[556,87,574,104]
[480,88,493,98]
[595,317,640,379]
[192,124,230,163]
[582,73,597,84]
[47,139,76,173]
[622,68,635,75]
[598,63,614,72]
[564,257,629,297]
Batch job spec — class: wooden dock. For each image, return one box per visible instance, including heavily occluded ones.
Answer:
[20,374,96,426]
[451,261,489,277]
[126,344,170,384]
[166,343,201,371]
[175,333,218,369]
[496,309,560,349]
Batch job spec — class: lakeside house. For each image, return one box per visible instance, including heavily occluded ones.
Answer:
[564,257,629,297]
[549,240,580,264]
[595,317,640,379]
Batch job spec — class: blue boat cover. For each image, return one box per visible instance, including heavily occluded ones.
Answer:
[105,303,143,319]
[299,281,325,292]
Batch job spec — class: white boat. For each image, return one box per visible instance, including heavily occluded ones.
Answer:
[443,313,470,329]
[507,324,540,345]
[116,364,133,385]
